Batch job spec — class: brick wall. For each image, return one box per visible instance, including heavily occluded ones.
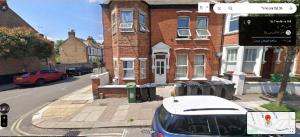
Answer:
[150,8,224,83]
[60,37,88,64]
[103,1,150,85]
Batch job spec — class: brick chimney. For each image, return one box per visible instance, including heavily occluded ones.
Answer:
[0,0,8,11]
[68,29,75,38]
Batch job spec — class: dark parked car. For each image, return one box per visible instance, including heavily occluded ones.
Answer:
[14,70,67,86]
[66,66,92,76]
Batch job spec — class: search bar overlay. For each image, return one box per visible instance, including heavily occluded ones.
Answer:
[213,3,297,14]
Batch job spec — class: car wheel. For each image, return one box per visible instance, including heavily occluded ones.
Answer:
[36,79,45,86]
[61,75,67,80]
[78,72,82,76]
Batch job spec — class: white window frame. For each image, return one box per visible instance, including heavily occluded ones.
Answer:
[111,11,116,35]
[176,54,188,79]
[113,58,119,78]
[177,16,191,39]
[139,58,147,79]
[119,9,134,32]
[139,12,149,32]
[226,48,238,63]
[193,54,205,78]
[195,16,211,40]
[242,48,258,74]
[121,58,135,80]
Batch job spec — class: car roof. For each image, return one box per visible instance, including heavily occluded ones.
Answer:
[162,96,247,115]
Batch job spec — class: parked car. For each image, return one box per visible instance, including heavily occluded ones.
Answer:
[14,70,67,86]
[66,66,92,76]
[151,96,249,137]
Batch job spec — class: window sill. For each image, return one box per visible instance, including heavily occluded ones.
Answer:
[123,78,135,80]
[194,38,210,41]
[174,77,189,80]
[175,38,192,41]
[192,77,207,80]
[120,31,134,33]
[224,31,239,35]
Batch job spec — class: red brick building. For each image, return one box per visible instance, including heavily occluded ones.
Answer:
[102,0,224,85]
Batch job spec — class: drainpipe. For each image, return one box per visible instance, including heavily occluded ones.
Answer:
[218,13,226,76]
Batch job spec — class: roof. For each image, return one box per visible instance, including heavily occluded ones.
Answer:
[102,0,225,5]
[0,1,37,32]
[162,96,247,115]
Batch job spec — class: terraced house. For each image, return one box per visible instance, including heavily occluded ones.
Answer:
[102,0,224,85]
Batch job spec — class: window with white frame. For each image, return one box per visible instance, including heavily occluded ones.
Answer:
[140,60,146,79]
[194,55,205,78]
[242,49,257,74]
[120,10,133,32]
[225,14,239,34]
[113,59,118,78]
[196,16,211,40]
[123,60,134,79]
[139,13,149,32]
[111,12,116,34]
[177,16,191,38]
[176,55,188,78]
[225,48,238,72]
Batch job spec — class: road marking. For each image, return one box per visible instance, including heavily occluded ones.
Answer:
[122,129,128,137]
[11,102,124,136]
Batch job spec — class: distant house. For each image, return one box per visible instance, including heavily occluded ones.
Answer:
[0,0,53,84]
[59,30,104,66]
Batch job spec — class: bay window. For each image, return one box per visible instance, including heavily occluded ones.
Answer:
[111,12,116,34]
[123,60,134,79]
[113,59,118,78]
[194,55,205,78]
[139,13,148,32]
[120,10,133,32]
[140,60,146,79]
[176,55,188,78]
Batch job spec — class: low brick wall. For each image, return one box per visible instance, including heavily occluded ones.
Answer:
[97,85,127,99]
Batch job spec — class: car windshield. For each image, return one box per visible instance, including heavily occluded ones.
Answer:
[158,106,247,136]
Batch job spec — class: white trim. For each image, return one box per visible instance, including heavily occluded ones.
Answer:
[193,48,209,51]
[174,78,189,80]
[138,58,147,61]
[192,78,207,80]
[175,48,191,51]
[175,38,192,41]
[123,78,135,80]
[176,10,192,13]
[120,57,136,61]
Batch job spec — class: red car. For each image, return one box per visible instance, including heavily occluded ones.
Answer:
[14,70,67,86]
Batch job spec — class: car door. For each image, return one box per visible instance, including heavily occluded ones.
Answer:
[39,70,52,81]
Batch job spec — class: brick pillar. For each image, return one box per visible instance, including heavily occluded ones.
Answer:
[91,75,100,99]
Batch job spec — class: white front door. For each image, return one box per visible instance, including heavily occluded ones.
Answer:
[155,59,166,84]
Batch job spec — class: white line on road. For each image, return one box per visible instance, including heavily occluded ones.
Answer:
[122,129,128,137]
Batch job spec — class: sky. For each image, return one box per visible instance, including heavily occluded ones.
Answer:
[7,0,105,43]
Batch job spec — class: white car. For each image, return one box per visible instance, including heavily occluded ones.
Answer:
[152,96,250,137]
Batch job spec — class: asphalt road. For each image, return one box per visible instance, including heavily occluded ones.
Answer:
[0,74,91,136]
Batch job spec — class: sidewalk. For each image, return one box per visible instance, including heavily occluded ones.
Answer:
[0,83,18,91]
[32,85,162,129]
